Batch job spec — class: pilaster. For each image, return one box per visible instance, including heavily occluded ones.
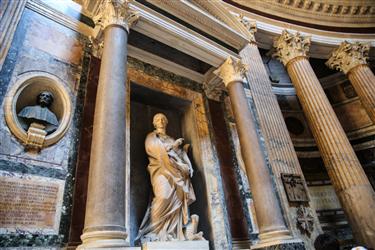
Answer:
[240,39,321,248]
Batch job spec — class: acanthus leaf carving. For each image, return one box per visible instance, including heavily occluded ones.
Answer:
[273,30,311,66]
[213,57,248,87]
[93,0,139,38]
[238,14,257,44]
[326,41,370,74]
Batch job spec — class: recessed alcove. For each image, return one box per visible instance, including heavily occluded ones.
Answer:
[128,82,212,247]
[3,72,72,147]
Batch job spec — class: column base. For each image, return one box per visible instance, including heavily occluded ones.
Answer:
[77,230,128,249]
[252,229,303,250]
[251,238,304,250]
[232,238,251,249]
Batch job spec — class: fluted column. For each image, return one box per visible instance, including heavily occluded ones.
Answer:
[327,41,375,124]
[238,17,321,249]
[274,30,375,247]
[214,57,293,249]
[78,1,138,249]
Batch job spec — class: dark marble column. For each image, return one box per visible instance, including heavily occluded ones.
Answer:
[215,57,294,249]
[78,1,138,248]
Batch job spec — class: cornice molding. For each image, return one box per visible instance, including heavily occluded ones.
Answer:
[326,41,370,74]
[224,3,375,59]
[129,1,239,67]
[227,0,375,28]
[273,30,311,66]
[147,0,248,50]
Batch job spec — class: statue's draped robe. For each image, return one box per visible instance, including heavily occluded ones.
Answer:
[137,131,196,242]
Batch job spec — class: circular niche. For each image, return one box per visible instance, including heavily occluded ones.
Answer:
[4,72,72,147]
[285,116,305,136]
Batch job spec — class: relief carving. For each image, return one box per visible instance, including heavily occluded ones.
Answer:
[296,205,314,235]
[238,14,257,44]
[91,0,139,56]
[214,57,247,87]
[273,30,311,66]
[326,41,370,74]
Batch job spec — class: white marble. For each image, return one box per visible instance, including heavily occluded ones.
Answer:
[142,240,209,250]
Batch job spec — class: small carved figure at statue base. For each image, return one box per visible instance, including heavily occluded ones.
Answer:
[17,91,59,151]
[136,113,205,244]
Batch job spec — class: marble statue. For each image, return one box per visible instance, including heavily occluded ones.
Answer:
[18,91,59,134]
[136,113,204,243]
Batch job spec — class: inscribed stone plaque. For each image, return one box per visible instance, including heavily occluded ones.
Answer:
[281,173,309,202]
[0,171,65,234]
[308,185,341,211]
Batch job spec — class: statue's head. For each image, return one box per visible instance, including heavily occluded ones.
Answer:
[37,91,54,108]
[153,113,168,129]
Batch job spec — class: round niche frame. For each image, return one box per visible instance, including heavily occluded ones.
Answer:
[4,72,73,147]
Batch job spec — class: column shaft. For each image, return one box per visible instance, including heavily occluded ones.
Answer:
[240,43,321,248]
[79,25,128,248]
[287,57,375,247]
[227,80,292,245]
[348,65,375,124]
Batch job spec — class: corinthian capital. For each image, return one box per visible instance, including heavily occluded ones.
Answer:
[239,14,257,44]
[273,30,311,66]
[326,41,370,74]
[93,0,139,35]
[214,57,247,87]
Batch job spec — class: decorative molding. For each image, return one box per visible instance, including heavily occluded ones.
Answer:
[213,57,247,87]
[204,69,225,101]
[326,41,370,74]
[147,0,248,50]
[93,0,139,39]
[129,1,239,67]
[0,0,27,71]
[273,30,311,66]
[227,0,375,28]
[128,45,204,83]
[238,14,257,44]
[193,0,252,42]
[26,0,93,37]
[296,205,314,235]
[4,72,73,148]
[224,4,375,59]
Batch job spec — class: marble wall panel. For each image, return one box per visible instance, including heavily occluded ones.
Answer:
[0,7,90,248]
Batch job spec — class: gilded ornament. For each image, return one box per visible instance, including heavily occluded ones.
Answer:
[326,41,369,74]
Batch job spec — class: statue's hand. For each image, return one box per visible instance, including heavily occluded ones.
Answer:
[175,138,184,146]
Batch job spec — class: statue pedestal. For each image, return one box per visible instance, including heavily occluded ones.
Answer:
[142,240,209,250]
